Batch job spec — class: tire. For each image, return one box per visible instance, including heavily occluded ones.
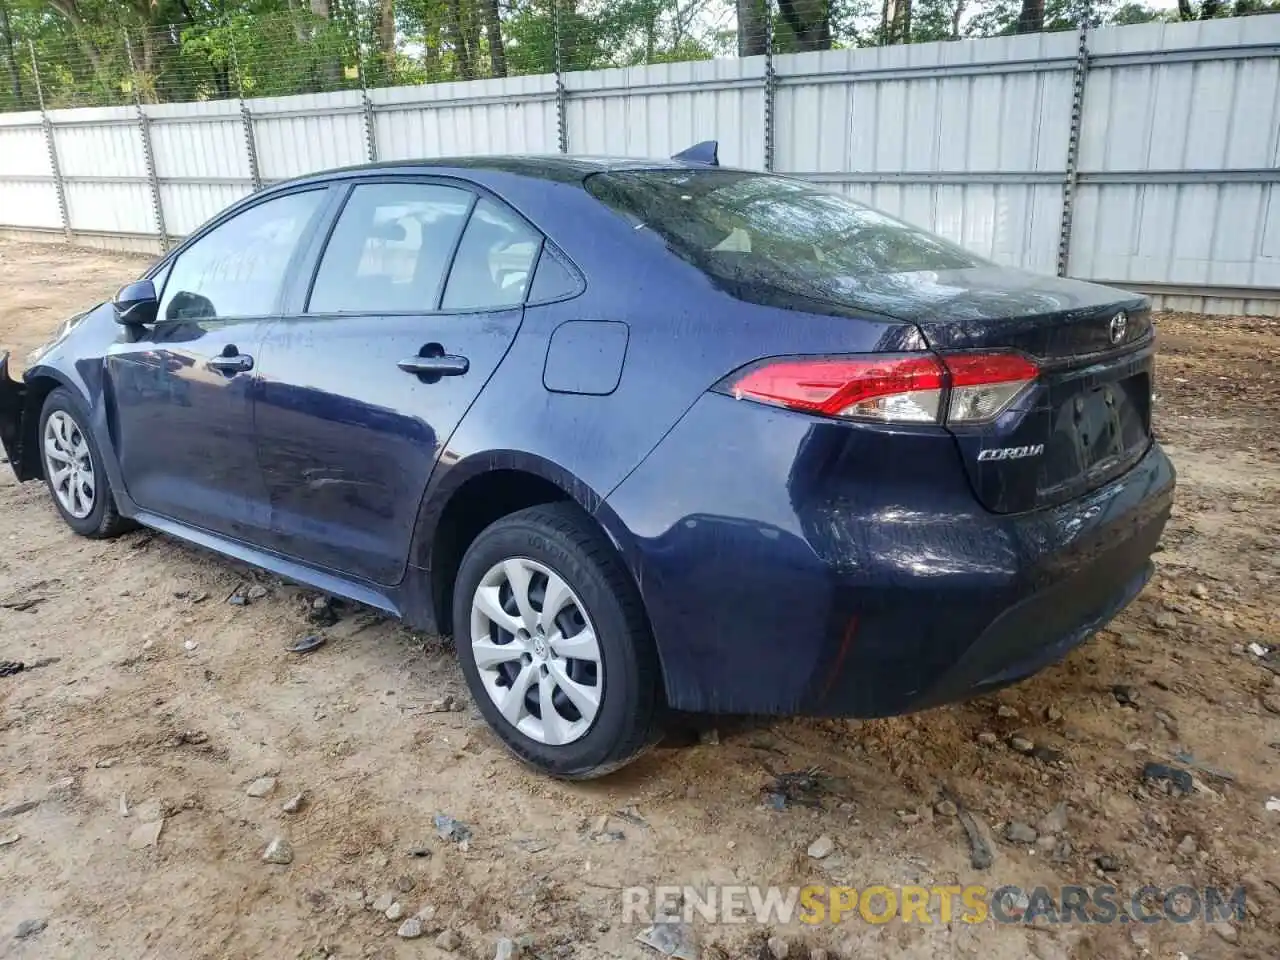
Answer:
[453,502,660,779]
[38,387,134,539]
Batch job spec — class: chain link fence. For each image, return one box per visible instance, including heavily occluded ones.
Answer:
[3,13,386,113]
[1,3,1277,314]
[9,0,1254,114]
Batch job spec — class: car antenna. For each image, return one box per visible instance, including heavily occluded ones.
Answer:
[671,141,719,166]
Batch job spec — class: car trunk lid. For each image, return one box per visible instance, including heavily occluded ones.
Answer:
[882,268,1154,515]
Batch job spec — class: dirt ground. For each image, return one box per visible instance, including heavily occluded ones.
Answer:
[0,238,1278,960]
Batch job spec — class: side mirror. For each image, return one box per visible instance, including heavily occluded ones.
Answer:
[113,279,159,326]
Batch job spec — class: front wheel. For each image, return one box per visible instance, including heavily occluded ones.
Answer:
[453,503,660,779]
[39,387,133,539]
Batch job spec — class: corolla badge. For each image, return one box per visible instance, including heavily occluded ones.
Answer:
[977,444,1044,462]
[1109,311,1128,345]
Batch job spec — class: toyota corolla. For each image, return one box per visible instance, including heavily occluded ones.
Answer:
[0,144,1175,778]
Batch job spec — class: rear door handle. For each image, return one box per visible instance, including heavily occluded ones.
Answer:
[209,354,254,374]
[397,355,469,377]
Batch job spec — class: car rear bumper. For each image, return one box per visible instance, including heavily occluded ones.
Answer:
[604,392,1175,717]
[822,440,1171,717]
[825,502,1162,717]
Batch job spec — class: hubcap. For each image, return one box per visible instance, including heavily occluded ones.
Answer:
[43,410,95,520]
[469,557,603,746]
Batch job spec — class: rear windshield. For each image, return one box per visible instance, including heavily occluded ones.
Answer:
[585,170,984,308]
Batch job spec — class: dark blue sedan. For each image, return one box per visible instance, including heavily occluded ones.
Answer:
[0,144,1174,778]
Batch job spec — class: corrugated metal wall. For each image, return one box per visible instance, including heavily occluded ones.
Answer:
[148,100,255,237]
[774,32,1079,277]
[1,15,1277,314]
[52,106,155,237]
[374,75,561,158]
[565,59,765,166]
[0,111,59,229]
[1070,16,1280,308]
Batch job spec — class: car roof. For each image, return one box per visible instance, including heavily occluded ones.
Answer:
[279,154,741,190]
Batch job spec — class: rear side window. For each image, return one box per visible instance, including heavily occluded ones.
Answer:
[309,183,473,314]
[441,198,541,310]
[158,189,324,321]
[585,170,984,307]
[528,247,581,303]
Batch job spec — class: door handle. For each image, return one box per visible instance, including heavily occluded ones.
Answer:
[209,354,254,374]
[397,355,469,377]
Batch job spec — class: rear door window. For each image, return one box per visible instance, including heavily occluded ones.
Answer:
[441,198,542,310]
[308,183,475,314]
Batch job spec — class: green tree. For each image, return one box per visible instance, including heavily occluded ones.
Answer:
[911,0,969,41]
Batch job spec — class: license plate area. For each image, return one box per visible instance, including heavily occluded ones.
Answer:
[947,341,1155,514]
[1039,371,1150,501]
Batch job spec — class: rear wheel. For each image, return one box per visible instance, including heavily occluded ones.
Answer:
[39,388,133,539]
[453,503,659,779]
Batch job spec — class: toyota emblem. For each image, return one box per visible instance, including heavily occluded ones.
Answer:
[1109,311,1128,345]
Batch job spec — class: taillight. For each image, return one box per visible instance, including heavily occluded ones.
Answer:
[944,352,1040,424]
[725,355,945,423]
[720,351,1038,425]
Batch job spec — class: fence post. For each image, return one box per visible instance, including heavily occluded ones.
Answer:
[29,41,71,243]
[228,25,262,191]
[124,30,168,253]
[1057,25,1090,278]
[763,0,776,172]
[356,42,378,162]
[552,0,568,154]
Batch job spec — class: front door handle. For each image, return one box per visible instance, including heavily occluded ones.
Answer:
[397,355,469,377]
[209,354,254,374]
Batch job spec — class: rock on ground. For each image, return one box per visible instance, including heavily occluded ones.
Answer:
[397,918,424,939]
[1211,921,1239,944]
[245,776,277,798]
[635,922,696,960]
[1037,802,1068,835]
[1004,821,1038,844]
[807,835,834,859]
[262,837,293,864]
[127,819,164,850]
[15,919,47,940]
[958,810,996,870]
[435,929,461,950]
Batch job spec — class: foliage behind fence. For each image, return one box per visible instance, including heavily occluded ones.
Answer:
[1,10,1278,317]
[2,0,1279,112]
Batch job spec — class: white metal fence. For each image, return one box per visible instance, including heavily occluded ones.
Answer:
[1,16,1278,315]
